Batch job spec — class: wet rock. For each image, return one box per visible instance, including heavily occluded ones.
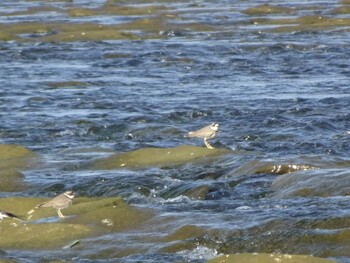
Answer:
[242,4,294,16]
[0,169,26,192]
[230,159,316,177]
[270,168,350,198]
[163,225,205,242]
[0,221,90,250]
[159,225,207,253]
[184,185,210,200]
[0,197,151,249]
[66,197,152,232]
[0,144,37,170]
[257,163,315,175]
[45,81,88,89]
[0,22,140,42]
[89,145,230,169]
[269,16,350,33]
[330,5,350,14]
[206,253,337,263]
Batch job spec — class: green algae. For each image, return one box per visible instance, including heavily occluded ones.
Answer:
[162,225,205,242]
[0,169,26,192]
[206,253,337,263]
[0,197,151,249]
[262,15,350,33]
[0,221,90,249]
[0,144,37,170]
[89,145,230,169]
[330,5,350,14]
[0,144,37,191]
[0,1,214,42]
[66,197,152,231]
[0,144,35,161]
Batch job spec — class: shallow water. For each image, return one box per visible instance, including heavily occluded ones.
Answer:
[0,0,350,262]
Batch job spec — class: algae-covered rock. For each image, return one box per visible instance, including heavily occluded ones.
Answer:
[0,221,90,249]
[0,197,151,249]
[270,168,350,198]
[66,197,152,231]
[158,225,207,253]
[206,253,337,263]
[242,4,294,16]
[45,81,88,89]
[0,169,26,192]
[163,225,205,242]
[89,145,230,169]
[0,144,37,170]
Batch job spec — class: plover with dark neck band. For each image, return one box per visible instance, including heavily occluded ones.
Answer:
[35,191,75,219]
[187,123,219,149]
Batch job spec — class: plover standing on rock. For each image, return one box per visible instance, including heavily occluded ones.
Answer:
[35,190,75,219]
[187,123,219,149]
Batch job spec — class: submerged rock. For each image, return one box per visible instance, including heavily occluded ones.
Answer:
[270,168,350,198]
[89,145,230,169]
[0,197,151,249]
[242,4,294,16]
[0,144,37,169]
[0,144,37,191]
[207,253,337,263]
[0,169,26,192]
[0,221,90,249]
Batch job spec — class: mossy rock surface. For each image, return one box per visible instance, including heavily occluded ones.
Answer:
[0,221,90,249]
[207,253,337,263]
[242,4,294,15]
[0,144,37,170]
[0,169,26,192]
[0,197,151,249]
[89,145,230,169]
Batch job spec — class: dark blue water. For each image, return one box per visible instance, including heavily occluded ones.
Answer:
[0,0,350,262]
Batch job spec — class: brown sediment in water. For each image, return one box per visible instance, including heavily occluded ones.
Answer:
[89,145,230,169]
[0,197,152,249]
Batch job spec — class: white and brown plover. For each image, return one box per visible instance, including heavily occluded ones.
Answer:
[187,123,219,149]
[35,190,75,219]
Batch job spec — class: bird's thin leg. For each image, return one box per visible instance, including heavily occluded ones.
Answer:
[57,209,65,218]
[204,138,215,149]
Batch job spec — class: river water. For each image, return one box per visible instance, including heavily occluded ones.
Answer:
[0,0,350,262]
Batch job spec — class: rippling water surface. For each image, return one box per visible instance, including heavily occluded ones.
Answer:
[0,0,350,262]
